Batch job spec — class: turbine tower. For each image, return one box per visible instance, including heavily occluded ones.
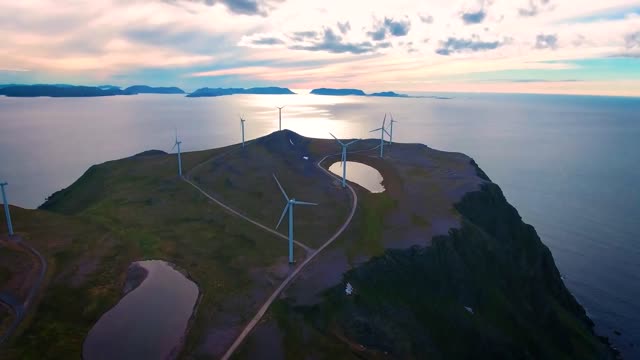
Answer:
[0,182,14,236]
[273,174,317,264]
[240,115,246,148]
[388,114,398,145]
[330,133,360,188]
[172,128,183,177]
[276,106,285,131]
[370,114,391,158]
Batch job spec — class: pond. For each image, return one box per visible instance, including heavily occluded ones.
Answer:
[83,260,199,360]
[329,161,385,193]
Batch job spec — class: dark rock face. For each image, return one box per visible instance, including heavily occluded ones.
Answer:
[186,87,295,97]
[307,182,616,359]
[310,88,366,96]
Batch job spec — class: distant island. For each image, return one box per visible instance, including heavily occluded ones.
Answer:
[368,91,409,98]
[310,88,410,97]
[125,85,185,94]
[0,84,186,97]
[0,85,130,97]
[310,88,366,96]
[187,87,295,97]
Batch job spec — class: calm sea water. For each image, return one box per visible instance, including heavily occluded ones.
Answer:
[1,92,639,357]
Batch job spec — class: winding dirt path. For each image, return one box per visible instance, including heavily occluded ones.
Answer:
[219,153,358,360]
[183,138,380,359]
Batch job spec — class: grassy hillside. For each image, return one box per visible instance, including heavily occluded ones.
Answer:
[3,144,318,358]
[1,131,614,359]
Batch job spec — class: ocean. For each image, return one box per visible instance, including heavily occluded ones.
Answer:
[1,91,638,357]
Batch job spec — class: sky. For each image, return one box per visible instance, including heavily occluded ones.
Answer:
[0,0,639,96]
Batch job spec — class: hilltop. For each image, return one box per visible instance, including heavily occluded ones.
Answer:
[0,130,615,359]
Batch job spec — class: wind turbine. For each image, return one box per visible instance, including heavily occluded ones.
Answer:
[387,114,398,145]
[273,174,317,264]
[276,106,285,131]
[240,115,246,148]
[0,182,14,236]
[172,128,182,177]
[370,114,391,158]
[330,133,360,188]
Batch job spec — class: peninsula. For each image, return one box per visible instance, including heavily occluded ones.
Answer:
[0,130,616,359]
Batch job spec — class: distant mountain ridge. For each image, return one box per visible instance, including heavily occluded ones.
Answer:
[0,84,185,97]
[0,85,129,97]
[311,88,410,97]
[310,88,366,96]
[125,85,184,94]
[187,87,295,97]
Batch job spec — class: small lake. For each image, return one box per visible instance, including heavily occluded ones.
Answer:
[83,260,199,360]
[329,161,385,193]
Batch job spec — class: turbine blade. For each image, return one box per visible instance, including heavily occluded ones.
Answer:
[345,139,360,146]
[171,143,177,151]
[293,200,318,206]
[276,203,289,229]
[329,132,345,145]
[383,128,391,136]
[272,174,289,200]
[370,128,383,132]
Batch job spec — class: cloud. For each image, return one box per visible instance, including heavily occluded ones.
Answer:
[170,0,284,16]
[535,34,558,49]
[367,26,388,41]
[462,10,486,24]
[251,36,284,45]
[625,31,640,48]
[436,36,501,55]
[384,17,411,36]
[367,16,411,40]
[518,0,551,17]
[291,28,379,54]
[290,31,319,41]
[337,21,351,34]
[419,14,434,24]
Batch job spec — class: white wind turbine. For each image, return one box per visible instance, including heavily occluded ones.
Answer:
[172,128,182,176]
[0,181,14,236]
[240,115,246,148]
[273,174,317,264]
[370,114,391,158]
[276,106,285,131]
[387,114,398,145]
[330,133,360,188]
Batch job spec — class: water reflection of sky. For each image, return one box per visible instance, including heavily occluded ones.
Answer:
[329,161,385,193]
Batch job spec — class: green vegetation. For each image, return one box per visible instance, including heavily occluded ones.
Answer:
[2,146,305,359]
[345,192,396,262]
